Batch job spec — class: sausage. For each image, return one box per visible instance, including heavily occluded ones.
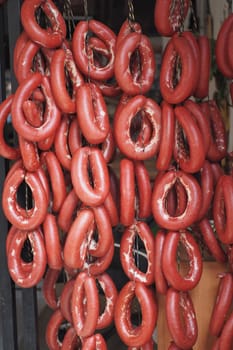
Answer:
[63,208,95,269]
[76,82,110,144]
[71,271,99,337]
[7,228,47,288]
[114,95,161,160]
[134,160,152,219]
[209,273,233,336]
[16,39,42,83]
[154,230,168,294]
[215,13,233,78]
[21,0,66,48]
[184,100,211,156]
[88,205,114,258]
[41,151,67,213]
[151,170,202,230]
[127,338,155,350]
[67,117,83,155]
[162,230,203,291]
[11,73,61,142]
[120,158,135,226]
[61,327,81,350]
[166,178,188,217]
[194,160,214,221]
[95,273,118,330]
[42,213,63,270]
[156,101,174,171]
[72,19,116,80]
[120,221,155,285]
[154,0,190,36]
[213,175,233,244]
[194,35,211,99]
[54,114,72,171]
[202,100,227,162]
[82,237,115,276]
[18,135,40,172]
[50,48,84,114]
[13,31,29,81]
[114,281,157,347]
[166,288,198,349]
[160,34,197,103]
[82,333,107,350]
[57,188,80,233]
[0,94,20,160]
[71,146,110,207]
[173,105,205,173]
[219,309,233,350]
[181,31,200,95]
[60,279,75,324]
[198,218,227,263]
[42,268,61,310]
[45,308,66,350]
[2,166,48,230]
[116,19,142,51]
[114,32,155,95]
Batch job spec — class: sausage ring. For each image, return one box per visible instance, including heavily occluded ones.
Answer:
[71,147,110,207]
[213,175,233,244]
[42,213,63,270]
[114,32,155,95]
[21,0,66,48]
[11,73,61,142]
[2,166,48,230]
[76,82,110,144]
[198,218,226,263]
[209,273,233,337]
[114,95,161,160]
[71,271,99,338]
[162,230,203,291]
[166,288,198,350]
[7,228,47,288]
[151,170,202,230]
[173,105,205,173]
[0,94,20,160]
[120,221,155,285]
[114,281,157,347]
[72,19,116,80]
[96,273,118,330]
[50,48,84,114]
[160,34,197,104]
[42,268,61,310]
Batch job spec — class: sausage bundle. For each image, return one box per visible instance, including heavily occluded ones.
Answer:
[1,0,233,349]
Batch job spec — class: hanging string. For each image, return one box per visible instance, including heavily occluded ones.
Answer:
[63,0,75,40]
[83,0,91,83]
[189,0,199,34]
[169,0,187,33]
[128,0,135,25]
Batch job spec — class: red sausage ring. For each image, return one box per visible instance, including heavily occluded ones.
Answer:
[114,95,161,160]
[11,73,61,142]
[166,288,198,350]
[21,0,67,48]
[71,146,110,207]
[7,228,47,288]
[114,281,157,347]
[2,166,48,230]
[120,221,155,285]
[151,170,202,230]
[72,19,116,80]
[115,32,155,95]
[71,271,99,338]
[162,230,203,291]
